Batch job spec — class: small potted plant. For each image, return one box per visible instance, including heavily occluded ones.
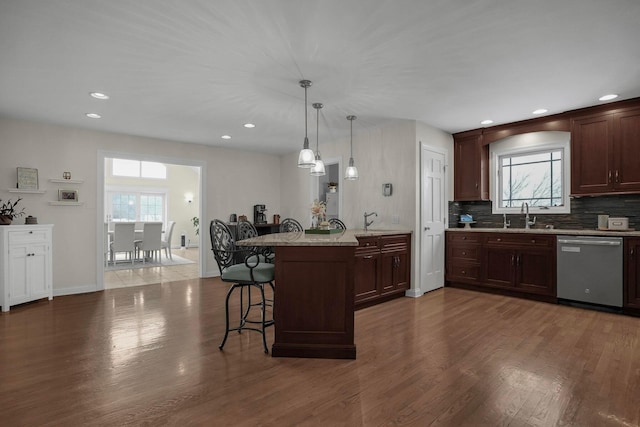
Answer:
[0,198,26,225]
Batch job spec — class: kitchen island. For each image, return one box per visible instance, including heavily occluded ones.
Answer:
[237,230,359,359]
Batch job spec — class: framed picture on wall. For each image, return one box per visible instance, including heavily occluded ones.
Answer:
[17,167,39,189]
[58,189,79,202]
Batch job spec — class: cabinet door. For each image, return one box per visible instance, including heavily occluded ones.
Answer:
[28,242,50,298]
[454,133,489,201]
[483,247,515,288]
[392,251,409,291]
[514,249,555,295]
[613,108,640,192]
[354,252,379,303]
[571,114,614,194]
[8,244,29,304]
[625,238,640,309]
[379,251,409,295]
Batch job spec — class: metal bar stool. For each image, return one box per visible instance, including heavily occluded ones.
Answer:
[210,219,275,353]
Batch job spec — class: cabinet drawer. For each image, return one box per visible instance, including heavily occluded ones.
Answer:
[449,244,480,262]
[484,233,554,248]
[448,264,480,282]
[380,234,409,252]
[9,230,49,244]
[356,236,380,254]
[447,232,481,244]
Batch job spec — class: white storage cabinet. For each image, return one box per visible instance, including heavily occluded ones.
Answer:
[0,225,53,312]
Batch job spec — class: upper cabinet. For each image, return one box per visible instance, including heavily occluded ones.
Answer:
[453,130,489,201]
[571,107,640,195]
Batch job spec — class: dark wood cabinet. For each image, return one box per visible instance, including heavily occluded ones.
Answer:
[446,231,556,301]
[571,107,640,195]
[483,233,556,296]
[355,233,411,309]
[453,131,489,201]
[445,232,481,284]
[379,235,410,295]
[354,237,380,304]
[624,238,640,310]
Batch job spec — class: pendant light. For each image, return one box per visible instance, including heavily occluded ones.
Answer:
[297,80,316,168]
[344,115,359,180]
[310,103,326,176]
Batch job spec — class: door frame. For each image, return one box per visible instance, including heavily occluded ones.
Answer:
[308,156,343,221]
[96,150,207,290]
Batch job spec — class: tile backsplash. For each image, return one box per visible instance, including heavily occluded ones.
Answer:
[449,194,640,230]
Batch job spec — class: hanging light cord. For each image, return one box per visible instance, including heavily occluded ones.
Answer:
[316,106,320,152]
[304,84,308,145]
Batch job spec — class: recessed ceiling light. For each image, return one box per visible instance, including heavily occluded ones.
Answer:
[221,135,231,140]
[599,94,618,101]
[480,119,493,125]
[90,92,109,100]
[532,109,548,115]
[85,113,101,119]
[243,123,255,128]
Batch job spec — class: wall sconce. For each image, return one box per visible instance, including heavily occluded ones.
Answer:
[184,193,194,204]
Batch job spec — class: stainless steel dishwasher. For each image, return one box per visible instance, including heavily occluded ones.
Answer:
[557,235,623,307]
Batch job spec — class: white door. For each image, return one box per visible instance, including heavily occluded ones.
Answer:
[421,143,447,293]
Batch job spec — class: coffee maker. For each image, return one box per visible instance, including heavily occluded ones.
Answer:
[254,204,267,224]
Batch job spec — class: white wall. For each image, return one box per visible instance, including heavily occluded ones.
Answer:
[0,117,281,295]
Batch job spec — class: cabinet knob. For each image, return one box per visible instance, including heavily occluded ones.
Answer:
[364,255,373,259]
[461,270,466,274]
[609,170,612,183]
[462,236,467,240]
[531,239,536,243]
[497,238,501,242]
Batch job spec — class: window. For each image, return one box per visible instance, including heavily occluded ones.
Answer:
[499,150,563,208]
[107,191,166,223]
[112,159,167,179]
[491,131,570,214]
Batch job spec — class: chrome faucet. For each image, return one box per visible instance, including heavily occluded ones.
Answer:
[364,211,377,231]
[520,202,536,229]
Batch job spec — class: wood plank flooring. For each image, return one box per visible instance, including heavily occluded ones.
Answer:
[2,281,640,426]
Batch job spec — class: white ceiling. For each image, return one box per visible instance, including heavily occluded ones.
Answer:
[1,0,639,155]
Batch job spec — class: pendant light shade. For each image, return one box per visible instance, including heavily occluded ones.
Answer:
[310,102,326,176]
[297,80,316,168]
[345,115,359,180]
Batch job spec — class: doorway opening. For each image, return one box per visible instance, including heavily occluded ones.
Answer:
[312,157,342,221]
[96,151,206,290]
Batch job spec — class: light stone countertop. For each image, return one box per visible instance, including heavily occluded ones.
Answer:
[236,229,412,247]
[447,227,640,237]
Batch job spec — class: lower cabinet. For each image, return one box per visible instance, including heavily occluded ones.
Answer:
[355,233,411,308]
[0,225,54,312]
[625,238,640,309]
[446,231,556,300]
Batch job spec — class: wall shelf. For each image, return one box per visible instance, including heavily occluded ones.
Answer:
[49,201,84,206]
[48,179,84,184]
[7,189,46,194]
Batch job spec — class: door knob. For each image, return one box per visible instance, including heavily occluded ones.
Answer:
[424,227,430,231]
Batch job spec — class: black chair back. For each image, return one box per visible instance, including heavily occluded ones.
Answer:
[328,218,347,230]
[237,219,258,240]
[279,218,303,232]
[210,219,236,272]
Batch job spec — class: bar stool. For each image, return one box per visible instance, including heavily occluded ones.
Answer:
[210,219,275,353]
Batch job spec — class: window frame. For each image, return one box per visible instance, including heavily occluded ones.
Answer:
[111,158,167,180]
[490,132,571,215]
[105,185,168,224]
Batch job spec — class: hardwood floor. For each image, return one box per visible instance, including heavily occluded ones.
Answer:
[2,282,640,426]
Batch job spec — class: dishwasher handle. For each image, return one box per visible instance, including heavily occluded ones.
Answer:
[558,238,621,246]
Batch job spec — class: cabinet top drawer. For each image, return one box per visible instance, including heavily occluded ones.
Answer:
[446,232,481,244]
[484,233,554,247]
[380,234,409,250]
[8,229,51,244]
[356,236,380,249]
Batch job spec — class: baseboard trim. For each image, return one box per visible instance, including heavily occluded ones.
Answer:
[54,284,97,297]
